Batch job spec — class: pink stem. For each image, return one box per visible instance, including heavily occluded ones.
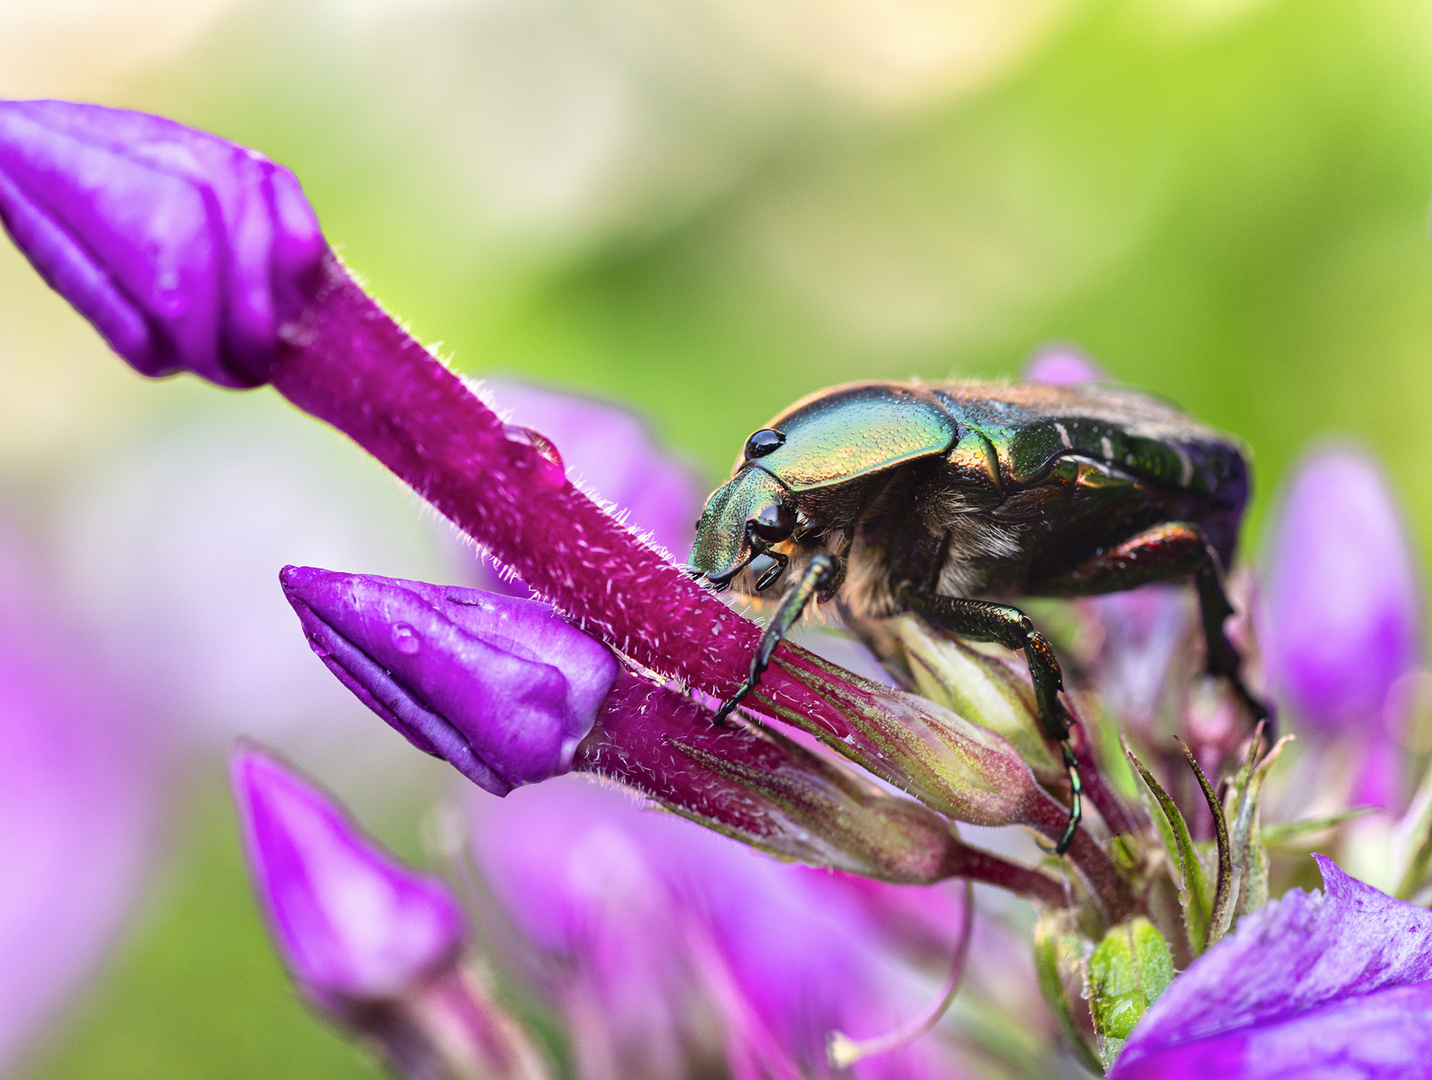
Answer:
[273,256,755,692]
[579,670,1070,906]
[271,258,1127,917]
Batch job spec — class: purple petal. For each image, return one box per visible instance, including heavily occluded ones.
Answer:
[280,567,617,791]
[1023,345,1106,385]
[469,776,971,1079]
[1262,446,1423,735]
[0,99,326,387]
[1110,856,1432,1078]
[230,747,465,1010]
[0,533,158,1070]
[1110,982,1432,1079]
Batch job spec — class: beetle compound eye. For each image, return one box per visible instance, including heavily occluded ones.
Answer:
[744,428,786,460]
[750,502,794,544]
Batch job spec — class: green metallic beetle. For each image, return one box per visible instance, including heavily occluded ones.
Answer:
[689,379,1270,854]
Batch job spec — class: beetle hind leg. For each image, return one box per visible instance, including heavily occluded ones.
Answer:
[898,590,1082,855]
[713,553,839,726]
[1035,521,1273,729]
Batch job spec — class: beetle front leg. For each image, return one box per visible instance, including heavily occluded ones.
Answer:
[898,590,1082,855]
[714,553,839,726]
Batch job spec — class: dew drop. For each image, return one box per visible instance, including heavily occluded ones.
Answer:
[154,268,188,317]
[503,424,566,490]
[391,623,422,654]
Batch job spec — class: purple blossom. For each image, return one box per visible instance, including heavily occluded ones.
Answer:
[1262,446,1422,733]
[231,747,551,1079]
[0,529,158,1072]
[1109,857,1432,1079]
[230,746,466,1011]
[1023,345,1105,385]
[0,99,326,387]
[1261,446,1422,805]
[469,775,973,1080]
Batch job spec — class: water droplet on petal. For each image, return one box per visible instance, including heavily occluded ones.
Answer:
[503,424,566,490]
[153,268,188,317]
[392,623,422,654]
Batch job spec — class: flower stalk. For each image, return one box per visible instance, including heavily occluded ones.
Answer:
[282,566,1070,905]
[580,669,1070,904]
[270,258,1132,915]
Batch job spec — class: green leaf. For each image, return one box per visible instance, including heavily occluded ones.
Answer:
[1178,739,1234,949]
[1125,740,1210,955]
[1260,807,1375,846]
[1228,733,1293,919]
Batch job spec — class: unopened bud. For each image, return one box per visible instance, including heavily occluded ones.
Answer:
[0,99,327,387]
[230,746,549,1079]
[280,567,617,795]
[1088,917,1174,1069]
[890,615,1058,776]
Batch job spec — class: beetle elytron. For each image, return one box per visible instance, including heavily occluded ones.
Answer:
[688,380,1270,854]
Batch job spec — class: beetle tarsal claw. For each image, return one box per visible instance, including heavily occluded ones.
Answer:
[712,685,751,727]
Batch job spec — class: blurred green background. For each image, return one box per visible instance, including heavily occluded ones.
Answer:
[2,0,1431,1074]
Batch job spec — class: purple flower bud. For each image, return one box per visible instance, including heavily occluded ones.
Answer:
[1109,857,1432,1079]
[1024,345,1105,385]
[0,99,326,388]
[280,566,618,795]
[1262,446,1423,733]
[229,746,466,1012]
[231,747,552,1080]
[289,567,1062,901]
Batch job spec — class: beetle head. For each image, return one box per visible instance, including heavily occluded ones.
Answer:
[688,468,796,589]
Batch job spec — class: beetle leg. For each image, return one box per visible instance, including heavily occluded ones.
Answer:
[1033,521,1273,729]
[898,590,1082,855]
[714,553,838,726]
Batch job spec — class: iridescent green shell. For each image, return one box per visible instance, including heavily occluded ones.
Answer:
[742,382,958,491]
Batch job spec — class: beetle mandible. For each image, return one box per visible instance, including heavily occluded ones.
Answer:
[688,379,1271,854]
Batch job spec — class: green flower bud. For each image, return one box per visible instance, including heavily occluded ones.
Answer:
[1088,917,1175,1068]
[890,616,1059,775]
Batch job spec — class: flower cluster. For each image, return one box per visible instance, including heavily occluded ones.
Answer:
[5,98,1432,1078]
